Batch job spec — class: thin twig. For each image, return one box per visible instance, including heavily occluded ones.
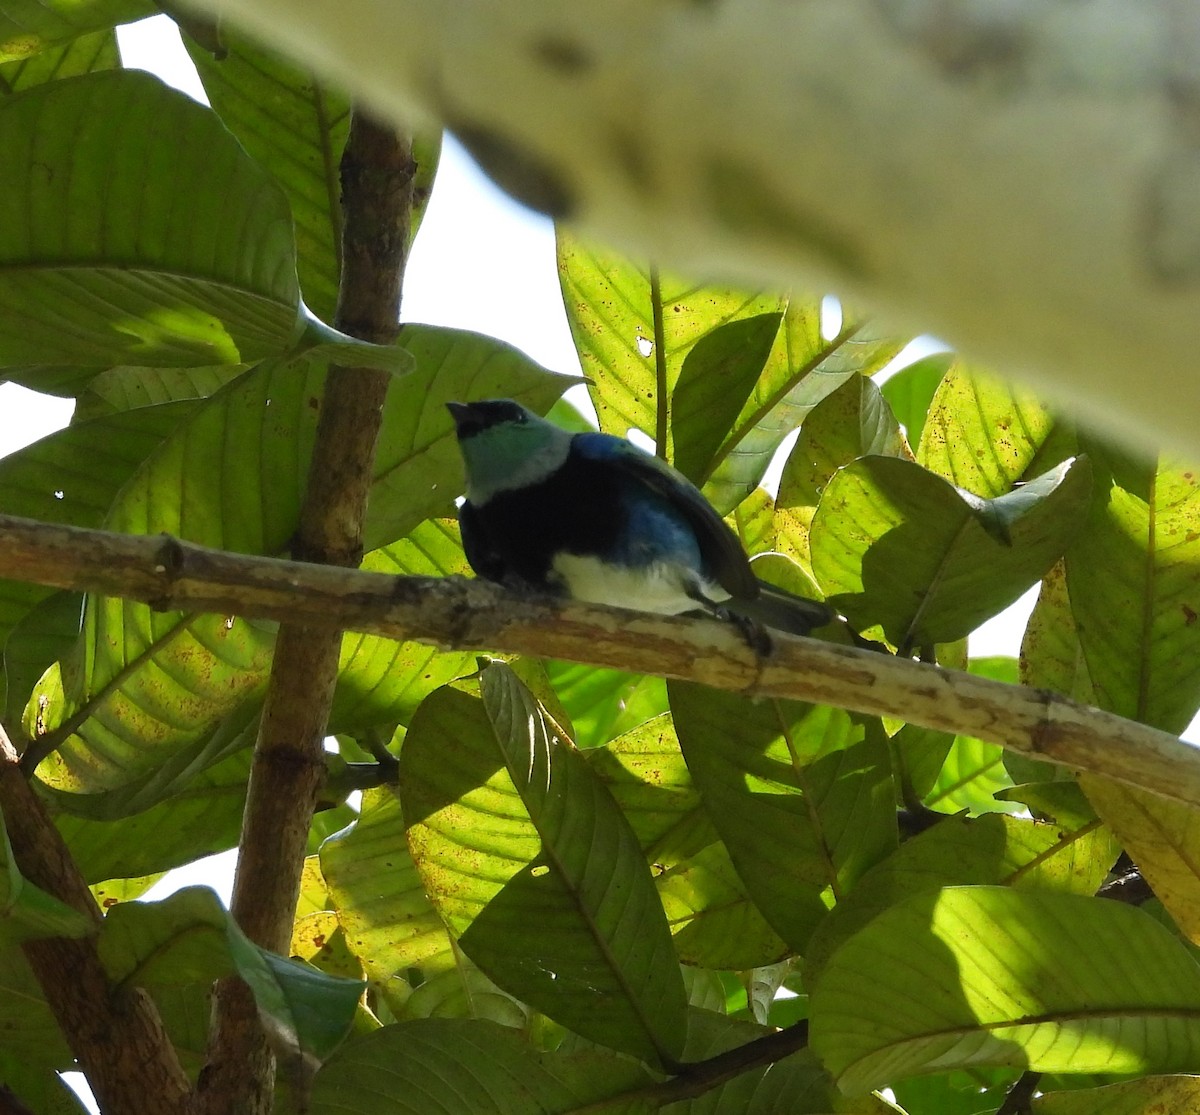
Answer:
[995,1070,1042,1115]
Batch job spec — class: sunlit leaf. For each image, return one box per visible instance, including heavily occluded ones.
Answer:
[330,519,475,732]
[919,363,1070,496]
[557,233,780,456]
[0,26,117,91]
[53,740,250,881]
[1066,448,1200,734]
[811,887,1200,1093]
[658,841,789,970]
[1034,1076,1200,1114]
[878,351,951,449]
[669,681,894,951]
[72,365,250,421]
[776,374,909,563]
[558,234,906,512]
[803,813,1121,986]
[0,0,148,62]
[400,672,688,1065]
[321,787,526,1026]
[811,455,1092,648]
[1023,555,1200,944]
[0,71,302,375]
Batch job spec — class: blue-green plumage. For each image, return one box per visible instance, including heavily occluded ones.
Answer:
[448,399,832,638]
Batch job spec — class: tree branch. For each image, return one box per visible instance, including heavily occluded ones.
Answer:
[180,0,1200,455]
[0,723,192,1115]
[578,1021,810,1112]
[995,1070,1042,1115]
[196,110,414,1115]
[4,511,1200,811]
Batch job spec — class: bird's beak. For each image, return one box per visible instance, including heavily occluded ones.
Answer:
[445,401,472,432]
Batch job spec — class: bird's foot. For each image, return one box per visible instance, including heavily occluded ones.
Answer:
[717,607,773,656]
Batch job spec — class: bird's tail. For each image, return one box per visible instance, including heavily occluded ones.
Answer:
[727,580,834,638]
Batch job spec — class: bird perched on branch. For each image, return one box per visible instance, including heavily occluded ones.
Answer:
[447,399,832,645]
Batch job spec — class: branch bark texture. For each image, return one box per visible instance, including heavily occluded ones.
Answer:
[197,112,414,1115]
[4,512,1199,812]
[196,0,1200,453]
[0,724,191,1115]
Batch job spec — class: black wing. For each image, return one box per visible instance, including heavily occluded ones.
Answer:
[575,433,758,599]
[458,499,508,583]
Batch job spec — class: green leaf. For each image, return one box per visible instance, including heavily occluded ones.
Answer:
[698,310,908,514]
[330,519,475,732]
[186,31,441,325]
[889,724,955,805]
[803,813,1122,986]
[664,1010,897,1115]
[543,662,667,751]
[557,233,781,456]
[657,841,790,970]
[810,887,1200,1094]
[586,713,716,863]
[919,363,1068,496]
[669,681,895,951]
[101,886,363,1065]
[471,664,687,1064]
[185,29,349,324]
[308,1018,656,1114]
[0,26,118,92]
[400,672,688,1066]
[3,590,80,726]
[776,374,909,563]
[0,399,197,657]
[878,351,952,449]
[54,748,250,882]
[1034,1076,1200,1114]
[225,935,364,1063]
[0,0,149,62]
[1028,557,1200,945]
[925,733,1016,815]
[996,781,1098,827]
[0,945,73,1068]
[890,1070,1013,1115]
[0,805,93,944]
[321,787,526,1026]
[779,374,909,512]
[1020,563,1094,704]
[811,455,1092,648]
[72,365,250,420]
[0,70,301,373]
[0,1053,90,1115]
[558,233,907,512]
[1066,450,1200,733]
[671,311,784,482]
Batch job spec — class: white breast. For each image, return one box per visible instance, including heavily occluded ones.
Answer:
[551,553,726,615]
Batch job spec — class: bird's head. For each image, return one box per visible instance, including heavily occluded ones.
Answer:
[446,399,572,504]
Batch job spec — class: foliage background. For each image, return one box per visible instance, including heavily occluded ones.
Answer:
[2,7,1200,1115]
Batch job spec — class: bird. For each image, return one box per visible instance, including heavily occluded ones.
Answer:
[446,399,833,645]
